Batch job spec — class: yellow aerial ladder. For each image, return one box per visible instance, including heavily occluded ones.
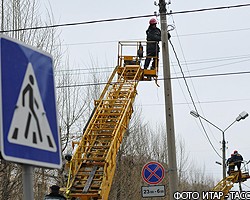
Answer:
[64,41,159,200]
[211,161,250,199]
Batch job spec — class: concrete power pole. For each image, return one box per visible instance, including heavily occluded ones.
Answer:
[158,0,178,199]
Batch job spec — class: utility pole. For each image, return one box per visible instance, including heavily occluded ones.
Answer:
[222,132,226,179]
[158,0,178,199]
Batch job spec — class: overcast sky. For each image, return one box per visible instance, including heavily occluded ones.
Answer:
[41,0,250,189]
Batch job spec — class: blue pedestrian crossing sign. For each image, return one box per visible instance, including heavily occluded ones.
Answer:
[0,35,62,168]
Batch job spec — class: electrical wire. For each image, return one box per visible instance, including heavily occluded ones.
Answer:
[180,58,250,74]
[169,3,250,15]
[56,81,107,89]
[1,3,250,33]
[169,39,222,158]
[54,26,250,47]
[171,70,250,80]
[170,58,192,109]
[169,15,219,143]
[56,69,250,88]
[55,57,250,77]
[171,16,220,144]
[242,182,250,189]
[73,68,250,80]
[135,98,250,107]
[178,27,250,37]
[0,14,155,33]
[171,16,200,106]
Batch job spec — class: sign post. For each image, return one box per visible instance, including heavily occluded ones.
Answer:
[22,164,34,200]
[0,35,62,199]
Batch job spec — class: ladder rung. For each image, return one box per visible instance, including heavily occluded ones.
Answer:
[84,159,106,163]
[90,128,115,131]
[98,112,121,116]
[80,145,110,149]
[82,166,98,193]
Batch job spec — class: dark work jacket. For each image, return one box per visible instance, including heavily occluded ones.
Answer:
[226,157,233,165]
[146,25,161,54]
[233,153,243,164]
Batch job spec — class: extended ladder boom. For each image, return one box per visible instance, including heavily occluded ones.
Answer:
[211,166,250,200]
[211,172,239,199]
[65,41,156,200]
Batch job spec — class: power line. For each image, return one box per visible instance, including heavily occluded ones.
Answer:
[169,3,250,15]
[171,16,197,96]
[171,70,250,80]
[181,58,250,74]
[54,24,250,47]
[242,182,250,189]
[171,54,250,67]
[56,81,107,88]
[56,69,250,87]
[0,14,155,33]
[57,26,250,47]
[169,39,222,158]
[60,40,118,46]
[171,14,220,144]
[55,66,113,72]
[135,98,250,107]
[170,14,217,144]
[55,57,250,77]
[178,27,250,37]
[1,3,250,33]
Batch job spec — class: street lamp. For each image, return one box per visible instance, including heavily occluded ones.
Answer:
[190,110,248,179]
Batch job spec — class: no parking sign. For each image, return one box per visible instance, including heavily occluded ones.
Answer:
[142,161,165,185]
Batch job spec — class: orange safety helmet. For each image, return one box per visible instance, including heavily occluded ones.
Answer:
[149,18,157,25]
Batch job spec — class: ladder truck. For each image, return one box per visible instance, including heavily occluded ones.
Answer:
[64,41,158,200]
[211,161,250,199]
[63,41,250,200]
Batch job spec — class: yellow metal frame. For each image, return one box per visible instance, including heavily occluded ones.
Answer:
[117,41,159,80]
[211,169,250,199]
[212,172,239,197]
[65,42,152,199]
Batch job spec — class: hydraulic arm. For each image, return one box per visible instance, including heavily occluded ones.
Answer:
[65,41,158,200]
[211,171,240,198]
[211,162,250,199]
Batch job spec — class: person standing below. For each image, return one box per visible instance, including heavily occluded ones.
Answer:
[44,185,66,200]
[144,18,161,70]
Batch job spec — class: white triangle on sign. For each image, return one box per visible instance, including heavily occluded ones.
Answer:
[8,63,57,152]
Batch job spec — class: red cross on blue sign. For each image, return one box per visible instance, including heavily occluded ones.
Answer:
[142,161,165,185]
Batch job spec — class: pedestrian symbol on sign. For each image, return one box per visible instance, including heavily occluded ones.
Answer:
[8,63,57,152]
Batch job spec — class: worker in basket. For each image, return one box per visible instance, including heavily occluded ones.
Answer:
[227,150,244,176]
[227,154,235,175]
[233,150,243,171]
[144,18,161,71]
